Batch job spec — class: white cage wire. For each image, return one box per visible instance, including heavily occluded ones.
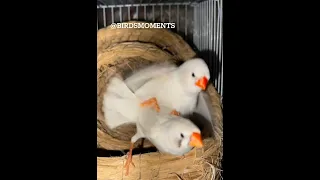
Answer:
[97,0,223,101]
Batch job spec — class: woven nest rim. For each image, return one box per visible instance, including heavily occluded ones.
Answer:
[97,21,223,180]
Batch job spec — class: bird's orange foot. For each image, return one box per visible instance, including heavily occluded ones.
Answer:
[124,143,135,176]
[140,97,160,112]
[179,154,186,160]
[170,109,180,116]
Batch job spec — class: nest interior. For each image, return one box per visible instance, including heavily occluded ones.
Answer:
[97,21,223,180]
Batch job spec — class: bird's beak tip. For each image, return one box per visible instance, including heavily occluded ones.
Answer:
[195,76,208,90]
[189,132,203,148]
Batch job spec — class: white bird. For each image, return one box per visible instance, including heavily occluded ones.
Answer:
[125,58,210,117]
[124,96,203,176]
[124,61,178,92]
[104,77,203,176]
[103,58,211,130]
[103,76,142,129]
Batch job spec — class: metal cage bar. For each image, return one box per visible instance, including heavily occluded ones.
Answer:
[97,0,223,99]
[103,7,106,27]
[177,4,179,32]
[185,5,187,38]
[208,0,213,80]
[111,7,114,23]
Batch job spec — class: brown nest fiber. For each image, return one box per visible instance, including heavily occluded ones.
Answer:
[97,21,223,180]
[97,21,196,62]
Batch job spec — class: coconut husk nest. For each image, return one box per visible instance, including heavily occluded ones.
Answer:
[97,21,223,180]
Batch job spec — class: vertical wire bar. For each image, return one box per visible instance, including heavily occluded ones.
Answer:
[136,6,138,19]
[206,1,208,52]
[185,5,187,39]
[198,3,201,51]
[120,7,122,22]
[204,1,206,52]
[197,4,199,50]
[193,5,197,48]
[111,7,114,23]
[218,0,221,94]
[198,4,202,51]
[161,5,163,22]
[195,6,198,47]
[169,5,171,22]
[219,0,223,95]
[202,2,204,51]
[200,2,203,51]
[177,5,180,32]
[103,7,106,27]
[196,5,199,48]
[221,40,223,99]
[202,2,205,51]
[214,0,217,87]
[144,5,146,20]
[221,42,223,99]
[216,1,221,92]
[204,1,206,50]
[207,0,210,51]
[209,0,213,80]
[152,5,155,21]
[128,6,131,21]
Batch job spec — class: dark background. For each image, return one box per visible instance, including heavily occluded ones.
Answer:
[0,0,318,179]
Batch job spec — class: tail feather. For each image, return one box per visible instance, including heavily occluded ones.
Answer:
[107,77,136,99]
[124,62,177,92]
[103,77,140,129]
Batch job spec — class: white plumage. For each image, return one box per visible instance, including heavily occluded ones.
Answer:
[135,104,202,156]
[125,58,211,117]
[103,76,203,176]
[103,77,141,129]
[103,58,210,130]
[124,61,177,92]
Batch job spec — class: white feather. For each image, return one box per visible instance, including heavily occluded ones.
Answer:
[194,91,214,123]
[102,77,141,129]
[134,71,197,115]
[133,102,201,156]
[132,11,138,20]
[191,91,216,137]
[103,77,203,156]
[104,58,211,130]
[124,62,177,92]
[130,58,211,117]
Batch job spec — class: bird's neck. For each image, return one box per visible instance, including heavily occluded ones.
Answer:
[172,71,199,96]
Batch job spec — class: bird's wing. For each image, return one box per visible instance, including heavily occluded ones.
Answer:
[107,76,136,99]
[137,104,159,130]
[133,74,171,100]
[124,62,177,92]
[103,77,140,129]
[194,91,213,122]
[192,91,215,136]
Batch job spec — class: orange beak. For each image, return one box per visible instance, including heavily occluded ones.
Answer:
[189,132,203,148]
[195,76,208,90]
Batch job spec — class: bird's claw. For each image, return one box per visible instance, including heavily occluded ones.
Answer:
[170,109,180,116]
[124,152,135,167]
[140,97,160,112]
[179,155,186,160]
[124,156,134,176]
[124,143,135,176]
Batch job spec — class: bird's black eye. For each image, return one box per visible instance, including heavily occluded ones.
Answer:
[180,133,184,138]
[191,73,195,77]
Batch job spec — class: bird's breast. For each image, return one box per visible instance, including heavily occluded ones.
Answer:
[169,96,197,115]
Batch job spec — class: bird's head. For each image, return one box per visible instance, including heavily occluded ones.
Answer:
[166,118,203,151]
[176,58,210,93]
